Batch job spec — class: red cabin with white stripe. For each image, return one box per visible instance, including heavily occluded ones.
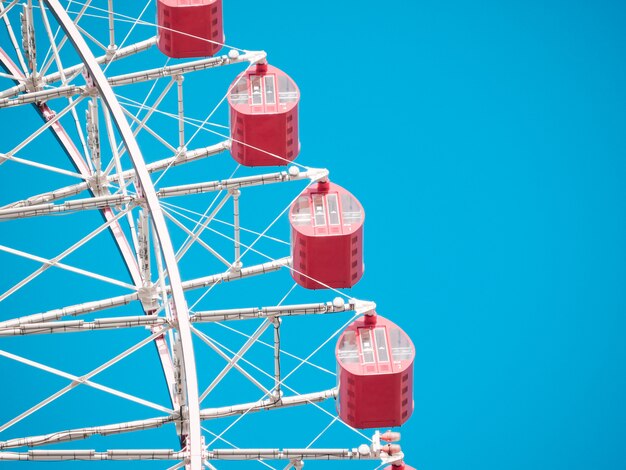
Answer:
[336,314,414,429]
[290,181,363,289]
[157,0,224,58]
[228,63,300,166]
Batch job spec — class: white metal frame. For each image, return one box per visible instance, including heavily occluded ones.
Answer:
[0,1,410,468]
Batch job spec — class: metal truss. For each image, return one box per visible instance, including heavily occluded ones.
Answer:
[0,1,411,469]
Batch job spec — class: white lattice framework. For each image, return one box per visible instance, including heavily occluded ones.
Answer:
[0,1,410,469]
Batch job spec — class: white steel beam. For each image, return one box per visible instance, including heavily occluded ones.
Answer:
[176,74,184,151]
[0,37,157,99]
[0,446,390,463]
[199,388,338,420]
[1,140,228,209]
[0,449,185,461]
[0,315,168,336]
[107,0,115,50]
[157,167,325,199]
[192,298,356,323]
[181,257,290,290]
[273,317,281,396]
[206,447,383,461]
[0,179,86,208]
[0,50,264,104]
[20,1,38,76]
[0,415,175,450]
[0,388,339,451]
[0,193,135,220]
[0,84,83,107]
[0,291,138,329]
[232,189,241,267]
[106,50,265,87]
[103,103,142,257]
[3,147,305,212]
[0,257,290,329]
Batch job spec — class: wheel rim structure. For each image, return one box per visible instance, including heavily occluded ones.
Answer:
[0,1,414,469]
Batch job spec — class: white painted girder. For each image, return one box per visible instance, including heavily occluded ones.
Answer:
[2,141,230,209]
[0,257,291,329]
[0,389,337,450]
[0,167,323,219]
[0,37,157,99]
[0,50,265,106]
[0,442,394,463]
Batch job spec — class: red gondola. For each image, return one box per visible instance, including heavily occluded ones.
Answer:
[228,63,299,166]
[157,0,224,58]
[290,181,364,289]
[336,314,414,429]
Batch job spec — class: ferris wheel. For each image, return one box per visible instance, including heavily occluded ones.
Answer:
[0,1,415,469]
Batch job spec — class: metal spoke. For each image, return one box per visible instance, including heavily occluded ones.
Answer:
[0,449,185,461]
[38,0,91,162]
[170,193,231,261]
[76,22,108,51]
[0,0,20,21]
[0,193,135,220]
[191,299,355,323]
[0,2,28,74]
[106,50,264,87]
[0,243,138,291]
[120,103,178,153]
[1,36,156,99]
[0,315,168,336]
[0,443,396,462]
[0,257,290,329]
[0,347,173,413]
[164,209,232,268]
[2,93,85,156]
[0,206,131,302]
[0,152,88,180]
[0,328,170,433]
[192,327,272,398]
[157,167,323,199]
[38,0,93,77]
[0,415,175,449]
[115,76,176,160]
[198,320,273,403]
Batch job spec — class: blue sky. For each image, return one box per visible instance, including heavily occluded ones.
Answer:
[1,0,626,469]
